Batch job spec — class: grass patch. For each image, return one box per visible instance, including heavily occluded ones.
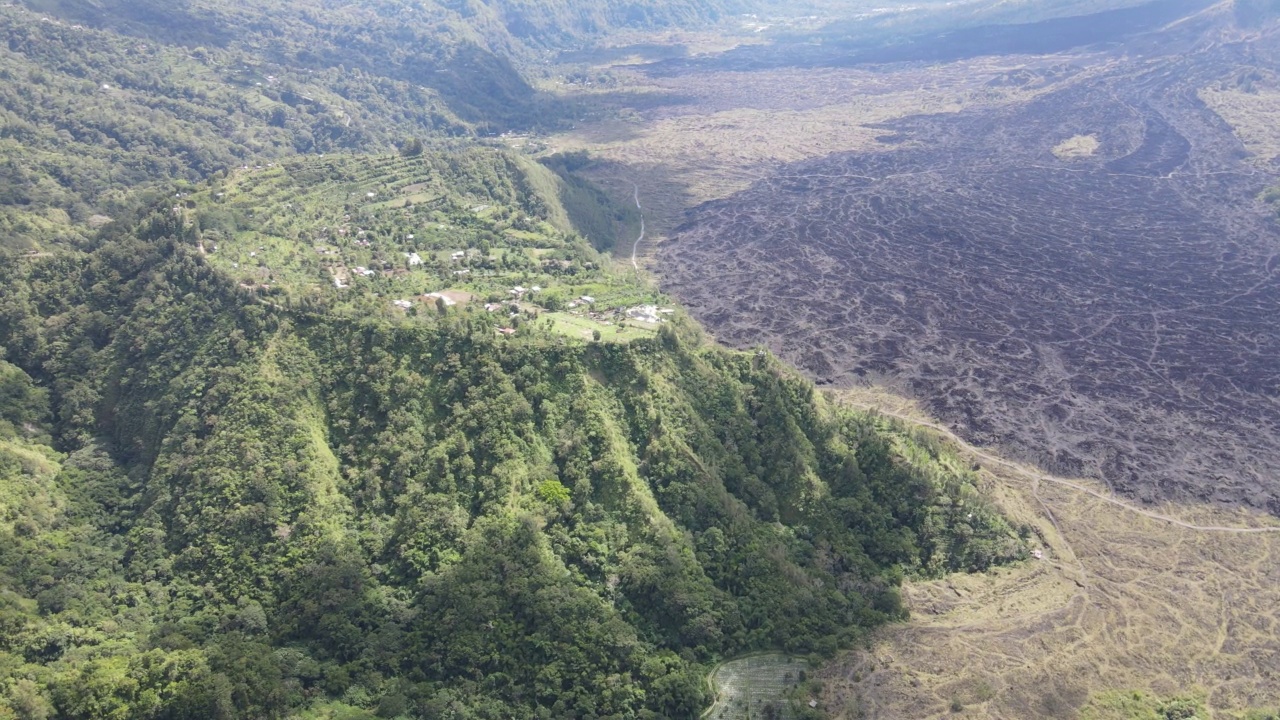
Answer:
[543,312,656,343]
[1080,690,1209,720]
[1053,133,1100,159]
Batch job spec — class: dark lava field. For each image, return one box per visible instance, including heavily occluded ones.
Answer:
[658,10,1280,511]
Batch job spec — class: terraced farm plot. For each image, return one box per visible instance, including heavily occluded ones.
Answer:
[183,150,633,309]
[705,654,809,720]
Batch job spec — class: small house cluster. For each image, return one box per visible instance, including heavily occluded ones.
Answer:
[625,305,663,324]
[508,285,542,299]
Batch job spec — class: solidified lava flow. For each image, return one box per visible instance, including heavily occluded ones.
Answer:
[659,40,1280,512]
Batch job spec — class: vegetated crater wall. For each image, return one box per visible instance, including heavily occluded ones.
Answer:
[659,43,1280,512]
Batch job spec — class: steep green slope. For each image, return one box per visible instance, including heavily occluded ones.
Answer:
[16,0,538,119]
[0,202,1026,718]
[0,2,466,251]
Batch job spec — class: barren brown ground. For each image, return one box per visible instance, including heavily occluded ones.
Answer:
[820,387,1280,719]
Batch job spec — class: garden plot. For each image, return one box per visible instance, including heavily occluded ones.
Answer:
[705,654,808,720]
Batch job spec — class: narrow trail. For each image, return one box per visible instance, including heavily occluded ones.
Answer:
[631,183,645,270]
[700,659,728,720]
[845,399,1280,535]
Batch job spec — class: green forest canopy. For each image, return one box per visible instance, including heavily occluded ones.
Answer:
[0,199,1028,718]
[0,0,794,251]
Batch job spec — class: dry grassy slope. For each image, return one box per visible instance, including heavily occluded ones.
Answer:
[1200,85,1280,162]
[817,388,1280,719]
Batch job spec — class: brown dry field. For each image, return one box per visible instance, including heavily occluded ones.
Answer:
[821,387,1280,719]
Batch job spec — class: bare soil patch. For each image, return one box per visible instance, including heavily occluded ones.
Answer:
[1200,86,1280,162]
[705,654,809,720]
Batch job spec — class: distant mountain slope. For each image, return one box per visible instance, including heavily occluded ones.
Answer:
[21,0,756,49]
[0,0,767,252]
[0,2,477,251]
[487,0,754,45]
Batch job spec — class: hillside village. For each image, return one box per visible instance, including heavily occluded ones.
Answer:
[188,150,671,343]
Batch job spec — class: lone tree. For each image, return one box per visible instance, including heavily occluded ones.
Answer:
[400,137,424,157]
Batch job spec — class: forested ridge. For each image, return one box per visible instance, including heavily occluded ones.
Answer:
[0,0,757,251]
[0,202,1027,718]
[0,0,506,251]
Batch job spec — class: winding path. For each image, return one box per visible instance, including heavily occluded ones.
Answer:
[631,183,645,270]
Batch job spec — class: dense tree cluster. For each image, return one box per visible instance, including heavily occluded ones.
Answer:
[0,208,1026,718]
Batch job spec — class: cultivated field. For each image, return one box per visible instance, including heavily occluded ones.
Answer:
[705,654,810,720]
[543,311,657,342]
